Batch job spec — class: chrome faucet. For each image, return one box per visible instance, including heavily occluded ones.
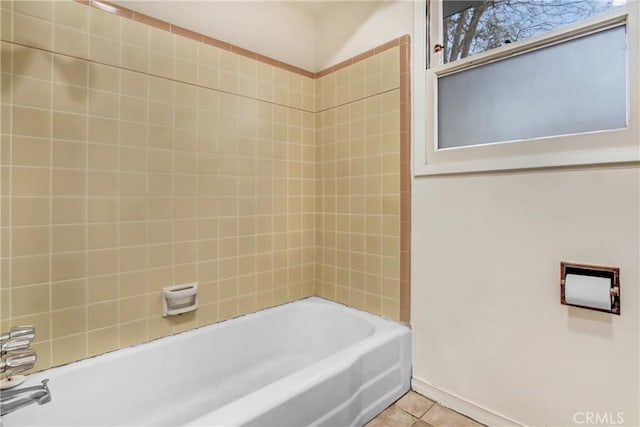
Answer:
[0,326,51,417]
[1,379,51,416]
[1,326,37,377]
[1,349,37,378]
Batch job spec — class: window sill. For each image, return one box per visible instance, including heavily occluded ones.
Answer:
[414,146,640,176]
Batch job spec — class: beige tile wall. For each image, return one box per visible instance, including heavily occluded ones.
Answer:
[1,0,316,370]
[314,48,402,320]
[1,0,408,371]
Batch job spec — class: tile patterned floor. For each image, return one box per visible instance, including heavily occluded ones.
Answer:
[366,390,485,427]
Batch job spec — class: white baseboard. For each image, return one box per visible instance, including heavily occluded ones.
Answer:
[411,377,524,427]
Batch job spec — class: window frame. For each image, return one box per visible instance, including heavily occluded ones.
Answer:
[414,1,640,176]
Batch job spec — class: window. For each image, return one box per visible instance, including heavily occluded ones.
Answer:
[414,0,640,175]
[438,25,627,149]
[441,0,623,64]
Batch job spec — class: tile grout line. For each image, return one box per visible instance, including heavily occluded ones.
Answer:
[143,34,151,340]
[114,42,122,349]
[84,16,90,358]
[6,9,15,334]
[1,9,10,332]
[1,38,317,115]
[47,10,54,367]
[193,35,200,327]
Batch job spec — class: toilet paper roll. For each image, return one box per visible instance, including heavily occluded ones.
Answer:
[565,273,612,311]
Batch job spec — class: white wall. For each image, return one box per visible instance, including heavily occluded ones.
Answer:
[412,166,640,426]
[314,0,413,70]
[411,2,639,424]
[111,0,413,72]
[111,0,317,71]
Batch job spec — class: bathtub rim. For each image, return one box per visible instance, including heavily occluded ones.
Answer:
[26,297,391,376]
[185,298,411,426]
[8,297,409,406]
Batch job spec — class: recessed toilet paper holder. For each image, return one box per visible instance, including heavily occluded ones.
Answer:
[162,282,198,317]
[560,262,620,315]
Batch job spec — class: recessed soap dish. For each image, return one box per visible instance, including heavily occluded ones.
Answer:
[162,282,198,317]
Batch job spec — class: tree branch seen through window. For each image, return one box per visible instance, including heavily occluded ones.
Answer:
[443,0,622,63]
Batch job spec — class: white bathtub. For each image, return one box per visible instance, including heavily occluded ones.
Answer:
[3,297,411,426]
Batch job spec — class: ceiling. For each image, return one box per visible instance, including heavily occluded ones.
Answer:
[108,0,404,72]
[111,0,320,70]
[282,1,336,18]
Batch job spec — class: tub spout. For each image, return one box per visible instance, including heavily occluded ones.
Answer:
[0,379,51,416]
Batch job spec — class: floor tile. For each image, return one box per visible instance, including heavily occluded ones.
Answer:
[412,420,435,427]
[366,405,417,427]
[421,404,484,427]
[395,391,435,418]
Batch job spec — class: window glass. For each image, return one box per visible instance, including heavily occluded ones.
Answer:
[437,25,627,149]
[443,0,623,63]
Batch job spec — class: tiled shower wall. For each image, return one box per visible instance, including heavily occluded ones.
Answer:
[1,0,409,371]
[314,43,407,320]
[0,0,316,369]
